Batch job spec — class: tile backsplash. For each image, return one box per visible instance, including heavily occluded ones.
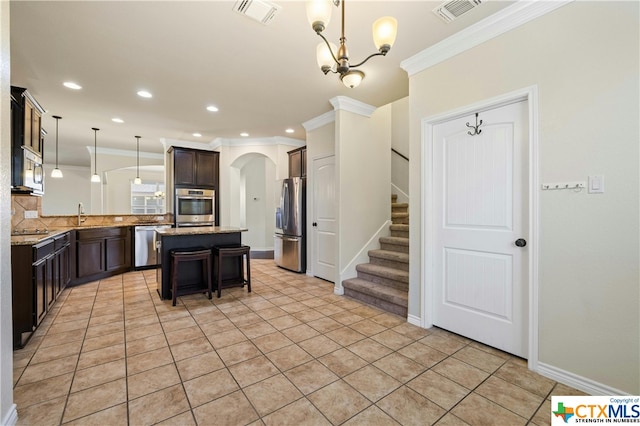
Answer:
[11,194,172,231]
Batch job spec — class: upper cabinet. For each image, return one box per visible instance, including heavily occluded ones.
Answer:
[168,147,219,188]
[11,86,45,156]
[288,146,306,178]
[11,86,46,195]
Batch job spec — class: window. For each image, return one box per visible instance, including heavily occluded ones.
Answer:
[131,182,165,214]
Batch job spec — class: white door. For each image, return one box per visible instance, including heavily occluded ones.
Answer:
[313,155,336,282]
[432,101,529,357]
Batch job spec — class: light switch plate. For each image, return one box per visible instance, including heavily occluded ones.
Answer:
[588,175,605,194]
[24,210,38,219]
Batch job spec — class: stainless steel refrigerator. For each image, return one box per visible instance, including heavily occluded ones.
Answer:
[274,177,305,272]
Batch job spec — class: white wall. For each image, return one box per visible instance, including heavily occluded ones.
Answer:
[407,1,639,393]
[241,155,276,250]
[305,121,335,277]
[218,140,302,228]
[41,164,91,215]
[89,150,163,215]
[336,102,391,285]
[0,2,16,424]
[42,149,163,215]
[104,168,164,214]
[391,97,409,199]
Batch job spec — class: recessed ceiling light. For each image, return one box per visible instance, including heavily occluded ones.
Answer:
[193,133,202,137]
[285,128,294,134]
[112,118,124,123]
[240,132,249,137]
[63,81,82,90]
[206,105,219,112]
[137,90,153,98]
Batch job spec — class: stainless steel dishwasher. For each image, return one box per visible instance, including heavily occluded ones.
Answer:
[134,225,171,268]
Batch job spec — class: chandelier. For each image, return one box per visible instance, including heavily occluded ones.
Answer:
[306,0,397,88]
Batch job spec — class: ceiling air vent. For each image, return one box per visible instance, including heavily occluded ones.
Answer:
[433,0,483,23]
[233,0,281,25]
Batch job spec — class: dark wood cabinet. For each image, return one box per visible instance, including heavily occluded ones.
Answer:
[170,147,219,188]
[77,239,104,278]
[12,232,70,348]
[11,86,46,194]
[174,149,196,186]
[45,254,56,311]
[168,146,220,225]
[288,146,307,178]
[56,233,71,292]
[33,256,47,326]
[106,235,129,271]
[75,227,131,284]
[15,87,43,156]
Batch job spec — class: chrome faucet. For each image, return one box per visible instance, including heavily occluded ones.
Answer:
[78,202,86,225]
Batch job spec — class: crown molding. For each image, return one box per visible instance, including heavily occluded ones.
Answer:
[329,96,376,117]
[211,136,305,149]
[302,110,335,131]
[85,146,163,159]
[400,0,574,76]
[160,138,211,151]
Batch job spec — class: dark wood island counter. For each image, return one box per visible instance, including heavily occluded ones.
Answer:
[155,226,247,300]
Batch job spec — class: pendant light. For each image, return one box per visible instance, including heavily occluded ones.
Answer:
[133,136,142,185]
[90,127,101,183]
[51,115,63,178]
[306,0,397,88]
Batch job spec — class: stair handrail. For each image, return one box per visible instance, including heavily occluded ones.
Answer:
[391,148,409,162]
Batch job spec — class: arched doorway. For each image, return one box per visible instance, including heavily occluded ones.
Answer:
[230,153,277,257]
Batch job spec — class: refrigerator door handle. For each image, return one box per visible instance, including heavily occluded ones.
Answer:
[282,181,289,230]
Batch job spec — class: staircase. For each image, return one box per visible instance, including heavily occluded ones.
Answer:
[342,194,409,317]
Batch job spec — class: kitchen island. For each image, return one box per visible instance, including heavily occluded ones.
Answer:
[155,226,248,300]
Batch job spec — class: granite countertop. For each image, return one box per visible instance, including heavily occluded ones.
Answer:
[11,229,69,246]
[11,222,174,246]
[156,226,247,237]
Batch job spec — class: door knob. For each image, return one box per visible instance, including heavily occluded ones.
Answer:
[312,222,317,227]
[515,238,527,247]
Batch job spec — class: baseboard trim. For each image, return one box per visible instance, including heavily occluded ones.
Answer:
[407,314,422,327]
[536,362,628,396]
[250,250,274,259]
[334,286,344,296]
[2,404,18,426]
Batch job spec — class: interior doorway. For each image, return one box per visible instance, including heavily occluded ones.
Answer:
[230,153,277,257]
[421,87,539,364]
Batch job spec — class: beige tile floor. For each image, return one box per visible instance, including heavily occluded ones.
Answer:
[12,259,587,426]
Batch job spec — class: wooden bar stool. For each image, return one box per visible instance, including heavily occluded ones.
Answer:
[170,247,212,306]
[213,245,251,298]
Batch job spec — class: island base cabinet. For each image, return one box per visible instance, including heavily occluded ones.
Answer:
[156,231,242,300]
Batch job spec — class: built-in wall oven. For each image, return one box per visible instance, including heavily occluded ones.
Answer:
[175,188,214,227]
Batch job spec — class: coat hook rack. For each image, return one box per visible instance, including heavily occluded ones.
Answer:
[466,113,483,136]
[541,181,585,192]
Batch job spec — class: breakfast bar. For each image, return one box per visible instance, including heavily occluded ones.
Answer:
[155,226,248,300]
